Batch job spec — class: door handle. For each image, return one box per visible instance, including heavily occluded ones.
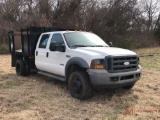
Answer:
[36,51,38,56]
[46,52,49,57]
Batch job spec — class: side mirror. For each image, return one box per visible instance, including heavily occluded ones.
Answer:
[49,43,65,52]
[56,45,65,52]
[50,43,56,51]
[109,42,113,47]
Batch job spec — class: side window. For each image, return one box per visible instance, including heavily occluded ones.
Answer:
[51,34,64,45]
[39,34,50,48]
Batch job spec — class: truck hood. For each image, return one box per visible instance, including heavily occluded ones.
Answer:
[74,47,136,57]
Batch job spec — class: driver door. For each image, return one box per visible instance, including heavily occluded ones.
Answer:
[46,33,66,76]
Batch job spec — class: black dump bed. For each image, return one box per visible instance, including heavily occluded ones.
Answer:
[9,26,74,57]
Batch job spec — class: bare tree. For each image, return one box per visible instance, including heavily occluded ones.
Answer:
[139,0,160,31]
[0,0,159,48]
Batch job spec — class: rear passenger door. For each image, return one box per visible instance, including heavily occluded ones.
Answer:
[35,34,50,71]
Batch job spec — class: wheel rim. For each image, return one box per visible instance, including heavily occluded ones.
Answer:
[72,77,82,94]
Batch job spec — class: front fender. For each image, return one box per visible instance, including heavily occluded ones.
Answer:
[65,57,89,76]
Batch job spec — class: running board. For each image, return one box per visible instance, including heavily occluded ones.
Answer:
[37,71,66,81]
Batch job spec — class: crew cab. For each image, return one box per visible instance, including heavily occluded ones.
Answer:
[9,27,142,100]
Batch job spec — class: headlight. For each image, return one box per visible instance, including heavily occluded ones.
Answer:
[90,59,105,69]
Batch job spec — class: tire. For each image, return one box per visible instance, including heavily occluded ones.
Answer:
[68,71,92,100]
[16,60,26,76]
[122,83,135,89]
[24,60,30,76]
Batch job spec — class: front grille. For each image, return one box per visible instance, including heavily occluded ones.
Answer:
[106,55,138,73]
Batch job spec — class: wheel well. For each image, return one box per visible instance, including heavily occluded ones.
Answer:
[66,64,87,81]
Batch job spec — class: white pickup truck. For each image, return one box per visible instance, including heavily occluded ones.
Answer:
[9,27,142,100]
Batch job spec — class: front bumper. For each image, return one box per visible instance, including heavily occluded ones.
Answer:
[87,67,142,89]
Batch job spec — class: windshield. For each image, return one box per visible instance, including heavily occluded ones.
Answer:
[63,32,108,47]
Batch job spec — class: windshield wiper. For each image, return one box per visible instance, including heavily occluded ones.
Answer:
[70,45,89,47]
[70,45,108,48]
[93,45,108,47]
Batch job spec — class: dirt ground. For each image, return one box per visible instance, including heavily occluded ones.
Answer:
[0,48,160,120]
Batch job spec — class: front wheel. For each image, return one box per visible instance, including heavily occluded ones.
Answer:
[68,71,92,100]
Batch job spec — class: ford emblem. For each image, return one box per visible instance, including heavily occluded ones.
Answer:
[124,62,130,66]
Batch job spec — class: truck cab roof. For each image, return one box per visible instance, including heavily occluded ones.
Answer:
[42,31,90,35]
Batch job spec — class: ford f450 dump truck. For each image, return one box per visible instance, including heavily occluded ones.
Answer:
[9,26,142,100]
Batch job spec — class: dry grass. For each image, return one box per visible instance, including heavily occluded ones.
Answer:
[134,47,160,71]
[0,48,160,120]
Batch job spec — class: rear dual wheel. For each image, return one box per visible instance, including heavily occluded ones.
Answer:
[16,60,30,76]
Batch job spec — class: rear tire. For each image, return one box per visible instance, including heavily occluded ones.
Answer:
[68,71,92,100]
[16,60,26,76]
[24,60,30,76]
[122,83,135,89]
